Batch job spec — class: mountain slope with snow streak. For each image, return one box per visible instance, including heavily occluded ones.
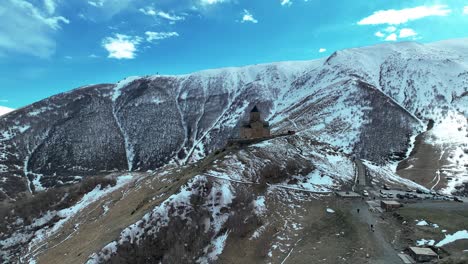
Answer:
[0,39,467,201]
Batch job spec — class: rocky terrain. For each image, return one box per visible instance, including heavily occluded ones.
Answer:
[0,39,467,263]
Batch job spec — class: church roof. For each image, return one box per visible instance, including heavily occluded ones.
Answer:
[251,105,259,113]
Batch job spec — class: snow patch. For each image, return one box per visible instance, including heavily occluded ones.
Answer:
[416,220,429,226]
[113,76,139,102]
[253,196,266,215]
[436,230,468,247]
[416,239,435,246]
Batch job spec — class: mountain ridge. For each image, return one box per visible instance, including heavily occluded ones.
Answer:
[0,38,467,200]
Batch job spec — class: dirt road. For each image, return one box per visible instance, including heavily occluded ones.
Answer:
[353,159,367,192]
[351,202,402,264]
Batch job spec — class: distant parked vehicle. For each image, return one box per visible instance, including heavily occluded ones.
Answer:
[416,189,424,194]
[380,193,387,198]
[383,184,390,190]
[362,190,369,197]
[454,197,463,203]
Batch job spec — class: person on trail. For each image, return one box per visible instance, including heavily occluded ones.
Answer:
[370,224,374,232]
[357,208,360,214]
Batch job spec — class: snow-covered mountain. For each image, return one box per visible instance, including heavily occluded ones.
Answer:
[0,39,467,201]
[0,106,13,116]
[0,38,467,263]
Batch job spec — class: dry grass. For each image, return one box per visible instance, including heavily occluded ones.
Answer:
[0,176,117,232]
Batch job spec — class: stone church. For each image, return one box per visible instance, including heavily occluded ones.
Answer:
[239,106,271,139]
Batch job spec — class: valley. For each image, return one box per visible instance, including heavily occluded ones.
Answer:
[0,39,467,263]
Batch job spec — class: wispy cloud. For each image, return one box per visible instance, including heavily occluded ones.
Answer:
[145,31,179,42]
[0,0,69,58]
[463,6,468,15]
[318,48,326,53]
[241,9,258,23]
[87,0,134,19]
[43,0,57,14]
[281,0,292,6]
[88,1,104,7]
[200,0,227,5]
[102,34,142,59]
[358,5,451,25]
[157,11,184,21]
[139,7,185,22]
[139,7,157,16]
[384,26,396,33]
[375,27,418,41]
[375,31,385,37]
[385,33,397,41]
[399,28,417,38]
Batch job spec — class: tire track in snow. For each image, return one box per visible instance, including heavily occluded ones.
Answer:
[430,148,445,190]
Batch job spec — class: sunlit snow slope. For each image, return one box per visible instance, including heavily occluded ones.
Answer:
[0,106,13,116]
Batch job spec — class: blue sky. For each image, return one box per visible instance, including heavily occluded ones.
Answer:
[0,0,467,108]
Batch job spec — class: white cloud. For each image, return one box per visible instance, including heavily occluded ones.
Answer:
[358,5,451,25]
[399,28,417,38]
[385,33,397,41]
[241,9,258,23]
[200,0,227,5]
[156,11,184,21]
[43,0,56,14]
[139,7,157,16]
[88,1,104,7]
[145,31,179,42]
[87,0,134,19]
[375,31,385,37]
[318,48,326,53]
[463,6,468,15]
[102,34,142,59]
[139,7,185,22]
[281,0,292,6]
[384,26,396,33]
[0,0,69,58]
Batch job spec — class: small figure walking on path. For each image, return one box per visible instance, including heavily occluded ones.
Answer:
[370,224,375,232]
[357,208,360,214]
